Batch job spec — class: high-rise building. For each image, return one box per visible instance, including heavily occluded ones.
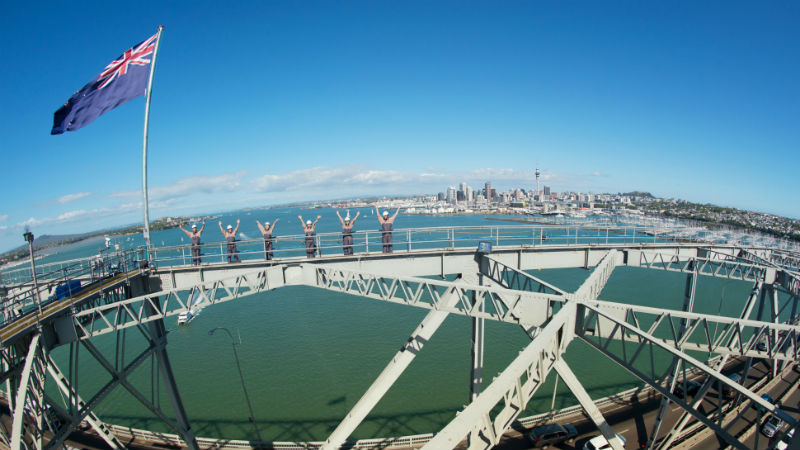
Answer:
[437,192,446,201]
[459,181,467,196]
[446,186,457,204]
[485,182,493,200]
[544,185,551,196]
[466,186,474,202]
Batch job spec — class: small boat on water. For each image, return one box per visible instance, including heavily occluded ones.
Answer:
[177,290,203,325]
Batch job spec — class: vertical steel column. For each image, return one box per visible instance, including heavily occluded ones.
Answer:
[468,274,486,450]
[144,298,199,450]
[770,284,780,374]
[732,282,769,409]
[657,279,763,450]
[645,261,697,450]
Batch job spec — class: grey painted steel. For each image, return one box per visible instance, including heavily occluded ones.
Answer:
[579,301,796,426]
[46,341,155,450]
[546,252,622,450]
[320,278,469,450]
[553,359,624,450]
[468,274,486,450]
[421,303,577,450]
[573,250,621,300]
[10,333,41,450]
[655,279,764,450]
[646,264,698,450]
[45,354,124,449]
[4,241,800,450]
[145,299,200,450]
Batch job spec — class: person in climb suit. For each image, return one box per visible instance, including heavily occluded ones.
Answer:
[256,218,279,260]
[218,219,241,262]
[336,210,360,255]
[375,206,401,253]
[178,220,205,265]
[299,214,321,258]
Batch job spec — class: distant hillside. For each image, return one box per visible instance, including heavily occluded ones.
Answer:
[622,191,654,198]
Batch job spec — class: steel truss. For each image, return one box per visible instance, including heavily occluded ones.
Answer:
[71,268,272,339]
[3,242,799,450]
[311,250,797,449]
[1,301,200,450]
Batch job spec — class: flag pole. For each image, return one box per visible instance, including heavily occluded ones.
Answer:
[141,25,164,259]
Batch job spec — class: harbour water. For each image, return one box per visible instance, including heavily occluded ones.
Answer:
[25,207,786,441]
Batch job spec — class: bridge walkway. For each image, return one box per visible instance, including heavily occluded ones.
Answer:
[0,270,141,345]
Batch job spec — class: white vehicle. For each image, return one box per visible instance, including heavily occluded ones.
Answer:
[582,433,626,450]
[775,427,795,450]
[763,414,785,438]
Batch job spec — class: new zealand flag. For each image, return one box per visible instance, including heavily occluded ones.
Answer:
[52,32,158,135]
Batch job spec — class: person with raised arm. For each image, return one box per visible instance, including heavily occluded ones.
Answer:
[375,205,401,253]
[178,220,205,265]
[256,218,279,260]
[299,214,322,258]
[336,210,360,255]
[218,219,241,263]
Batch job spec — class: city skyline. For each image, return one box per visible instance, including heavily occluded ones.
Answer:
[1,2,799,252]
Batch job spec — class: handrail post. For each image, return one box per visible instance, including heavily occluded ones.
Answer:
[220,243,225,263]
[182,246,186,266]
[317,235,322,257]
[365,231,369,253]
[495,227,499,246]
[407,230,411,252]
[450,228,455,248]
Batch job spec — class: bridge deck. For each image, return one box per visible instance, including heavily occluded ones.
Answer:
[0,271,138,345]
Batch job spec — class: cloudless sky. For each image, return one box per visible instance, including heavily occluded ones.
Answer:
[1,1,798,251]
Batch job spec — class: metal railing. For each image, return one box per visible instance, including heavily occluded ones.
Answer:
[144,224,675,268]
[0,249,142,329]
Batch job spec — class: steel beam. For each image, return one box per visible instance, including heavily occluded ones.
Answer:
[574,250,620,300]
[320,277,470,450]
[656,279,763,450]
[46,341,155,450]
[579,302,795,424]
[646,263,697,450]
[468,274,486,450]
[422,303,576,450]
[72,268,274,339]
[10,333,43,450]
[45,355,124,449]
[552,359,623,450]
[145,298,199,450]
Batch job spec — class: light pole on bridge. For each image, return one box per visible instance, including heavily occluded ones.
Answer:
[23,230,43,320]
[208,327,262,442]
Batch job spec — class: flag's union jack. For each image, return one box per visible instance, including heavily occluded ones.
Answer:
[97,34,157,89]
[52,30,161,134]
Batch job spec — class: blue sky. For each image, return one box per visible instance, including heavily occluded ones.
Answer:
[1,1,798,251]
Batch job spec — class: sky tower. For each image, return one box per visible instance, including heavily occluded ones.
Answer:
[535,167,541,197]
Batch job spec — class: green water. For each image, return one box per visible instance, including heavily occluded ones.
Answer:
[44,262,789,442]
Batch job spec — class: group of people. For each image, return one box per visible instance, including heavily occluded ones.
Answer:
[177,206,401,265]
